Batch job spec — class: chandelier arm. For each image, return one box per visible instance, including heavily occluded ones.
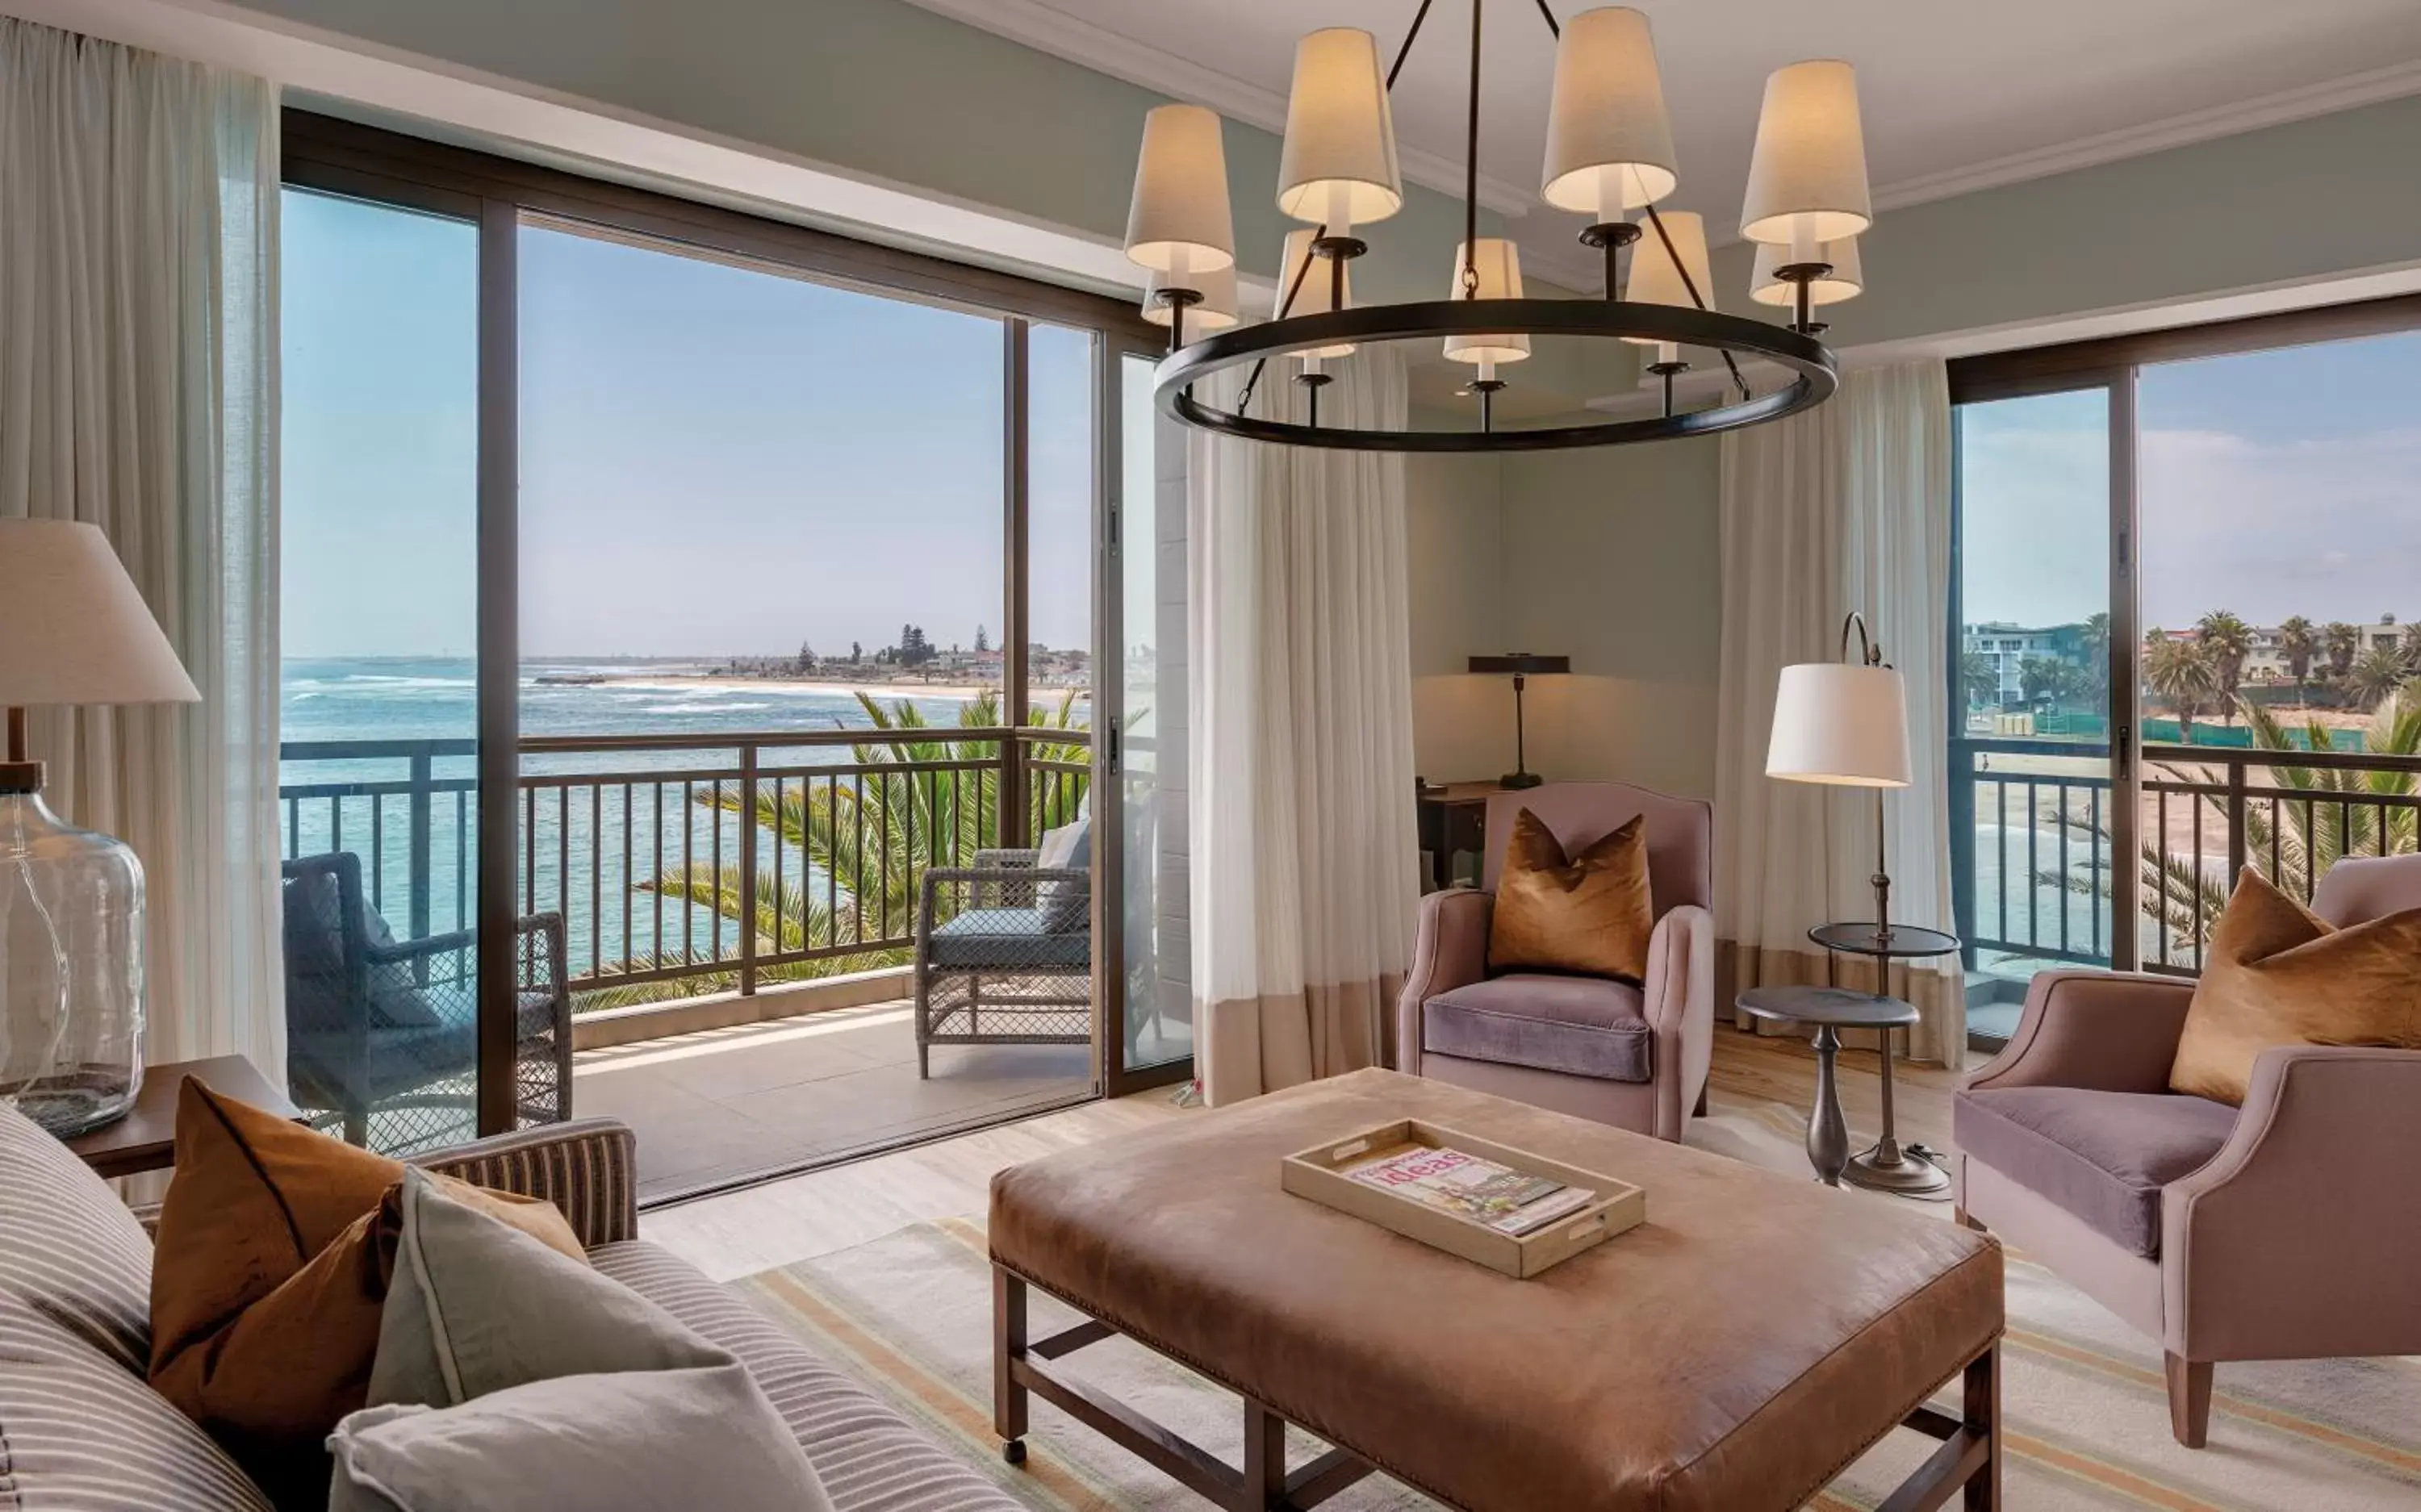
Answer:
[1461,0,1481,298]
[1385,0,1436,90]
[1642,202,1754,403]
[1529,0,1561,40]
[1236,225,1330,416]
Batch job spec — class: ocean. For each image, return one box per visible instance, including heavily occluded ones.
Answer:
[282,657,1077,980]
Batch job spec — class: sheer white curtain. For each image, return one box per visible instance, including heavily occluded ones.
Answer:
[0,19,284,1076]
[1189,350,1421,1105]
[1714,361,1963,1063]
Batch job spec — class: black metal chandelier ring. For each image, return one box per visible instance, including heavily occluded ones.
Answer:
[1155,298,1838,453]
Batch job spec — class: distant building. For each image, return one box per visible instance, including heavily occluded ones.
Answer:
[1963,622,2090,708]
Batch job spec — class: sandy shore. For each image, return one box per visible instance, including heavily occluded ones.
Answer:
[589,673,1001,702]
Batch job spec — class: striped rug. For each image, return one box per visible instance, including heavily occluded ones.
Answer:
[732,1096,2421,1510]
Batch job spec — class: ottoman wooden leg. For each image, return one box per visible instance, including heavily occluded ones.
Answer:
[1240,1398,1285,1511]
[1965,1342,2001,1511]
[1884,1341,1999,1512]
[993,1267,1029,1464]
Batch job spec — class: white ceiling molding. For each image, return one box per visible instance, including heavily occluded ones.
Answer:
[1866,56,2421,214]
[2,0,1154,295]
[899,0,1538,219]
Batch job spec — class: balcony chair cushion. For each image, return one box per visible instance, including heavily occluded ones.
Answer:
[285,867,442,1030]
[1486,809,1654,984]
[1035,817,1091,934]
[1953,1085,2238,1259]
[1422,975,1653,1083]
[927,908,1090,970]
[2168,868,2421,1105]
[148,1083,584,1509]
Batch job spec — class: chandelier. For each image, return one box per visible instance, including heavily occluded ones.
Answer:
[1123,5,1874,452]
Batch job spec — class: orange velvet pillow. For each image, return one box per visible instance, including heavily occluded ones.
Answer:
[148,1080,583,1510]
[1486,808,1655,983]
[2168,869,2421,1105]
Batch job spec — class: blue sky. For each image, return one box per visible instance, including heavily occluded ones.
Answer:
[281,190,1094,660]
[1959,329,2421,630]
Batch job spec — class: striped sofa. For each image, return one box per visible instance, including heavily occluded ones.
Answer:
[0,1105,1022,1511]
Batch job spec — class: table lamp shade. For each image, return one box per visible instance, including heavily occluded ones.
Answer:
[0,520,198,708]
[1766,662,1909,787]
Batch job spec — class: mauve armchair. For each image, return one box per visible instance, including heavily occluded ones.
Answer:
[1954,853,2421,1447]
[1395,783,1714,1142]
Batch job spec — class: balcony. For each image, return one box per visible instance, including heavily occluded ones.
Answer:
[1953,733,2420,1038]
[278,725,1095,1199]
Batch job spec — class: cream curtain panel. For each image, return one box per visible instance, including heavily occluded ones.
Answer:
[1188,351,1421,1105]
[1714,362,1963,1064]
[0,19,284,1075]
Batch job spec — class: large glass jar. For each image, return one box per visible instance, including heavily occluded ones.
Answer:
[0,775,145,1137]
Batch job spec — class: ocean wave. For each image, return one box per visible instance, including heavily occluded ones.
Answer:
[345,675,477,690]
[642,701,774,714]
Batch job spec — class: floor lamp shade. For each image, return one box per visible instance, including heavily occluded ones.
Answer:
[1765,662,1910,787]
[0,518,199,1139]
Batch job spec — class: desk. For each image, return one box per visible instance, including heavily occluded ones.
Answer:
[63,1055,298,1179]
[1415,780,1501,892]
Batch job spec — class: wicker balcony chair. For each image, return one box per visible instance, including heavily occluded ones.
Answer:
[281,851,574,1152]
[914,836,1092,1079]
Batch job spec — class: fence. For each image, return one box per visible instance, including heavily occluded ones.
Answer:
[1951,736,2419,975]
[278,725,1092,1004]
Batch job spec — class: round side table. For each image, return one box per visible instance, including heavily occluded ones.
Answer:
[1734,986,1918,1190]
[1808,922,1963,1198]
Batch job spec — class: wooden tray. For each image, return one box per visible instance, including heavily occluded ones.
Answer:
[1281,1117,1645,1279]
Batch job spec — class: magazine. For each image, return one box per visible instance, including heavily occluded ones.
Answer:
[1339,1142,1595,1236]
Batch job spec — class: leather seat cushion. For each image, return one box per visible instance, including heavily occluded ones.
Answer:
[1954,1085,2237,1259]
[1423,975,1651,1082]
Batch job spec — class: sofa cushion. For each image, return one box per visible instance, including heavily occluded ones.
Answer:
[1423,975,1652,1083]
[1954,1086,2238,1259]
[928,908,1090,970]
[0,1103,155,1370]
[0,1291,274,1512]
[590,1242,1026,1511]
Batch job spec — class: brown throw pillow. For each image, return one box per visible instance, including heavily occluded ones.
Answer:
[1486,808,1655,982]
[2169,868,2421,1105]
[148,1080,584,1510]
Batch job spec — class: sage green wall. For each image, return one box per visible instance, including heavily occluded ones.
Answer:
[236,0,1493,304]
[1401,420,1506,782]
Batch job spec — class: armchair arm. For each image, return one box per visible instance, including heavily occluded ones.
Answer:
[2162,1046,2421,1361]
[1642,904,1714,1140]
[412,1117,638,1249]
[1395,889,1491,1077]
[1963,970,2196,1094]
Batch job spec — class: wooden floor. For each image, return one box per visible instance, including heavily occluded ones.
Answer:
[640,1024,1976,1282]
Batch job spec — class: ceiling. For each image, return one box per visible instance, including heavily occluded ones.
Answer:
[905,0,2421,291]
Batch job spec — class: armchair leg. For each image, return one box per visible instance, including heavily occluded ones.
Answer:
[2164,1352,2212,1448]
[1692,1085,1709,1119]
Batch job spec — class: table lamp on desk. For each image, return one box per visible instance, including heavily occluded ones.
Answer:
[1468,654,1568,791]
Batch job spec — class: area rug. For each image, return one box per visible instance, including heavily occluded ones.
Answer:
[730,1097,2421,1510]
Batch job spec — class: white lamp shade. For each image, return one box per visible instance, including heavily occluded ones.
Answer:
[1751,236,1863,307]
[1765,662,1910,787]
[1144,263,1239,332]
[1620,211,1712,344]
[1541,7,1679,217]
[1275,228,1357,357]
[1740,61,1872,248]
[1443,238,1531,365]
[1125,104,1236,274]
[0,519,199,708]
[1277,29,1403,227]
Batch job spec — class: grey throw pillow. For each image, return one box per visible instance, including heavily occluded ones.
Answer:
[341,1170,833,1511]
[329,1365,830,1512]
[1036,817,1090,934]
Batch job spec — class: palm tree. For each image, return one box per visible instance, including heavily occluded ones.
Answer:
[2277,616,2320,704]
[2348,643,2410,709]
[2077,612,2111,709]
[2143,632,2217,742]
[2325,621,2362,682]
[2193,611,2252,725]
[1960,650,1999,711]
[2401,622,2421,677]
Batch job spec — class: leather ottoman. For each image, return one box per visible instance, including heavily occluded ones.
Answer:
[990,1067,2002,1512]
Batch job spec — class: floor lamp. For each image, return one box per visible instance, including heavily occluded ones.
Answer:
[1765,613,1909,940]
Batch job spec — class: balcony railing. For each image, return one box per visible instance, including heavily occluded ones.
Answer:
[1951,736,2419,977]
[279,725,1092,1006]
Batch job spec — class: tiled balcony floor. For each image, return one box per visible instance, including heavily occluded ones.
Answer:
[571,1001,1095,1204]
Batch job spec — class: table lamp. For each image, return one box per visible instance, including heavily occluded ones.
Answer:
[1468,654,1568,790]
[1764,612,1910,942]
[0,519,201,1136]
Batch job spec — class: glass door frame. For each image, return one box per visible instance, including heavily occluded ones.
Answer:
[282,108,1176,1135]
